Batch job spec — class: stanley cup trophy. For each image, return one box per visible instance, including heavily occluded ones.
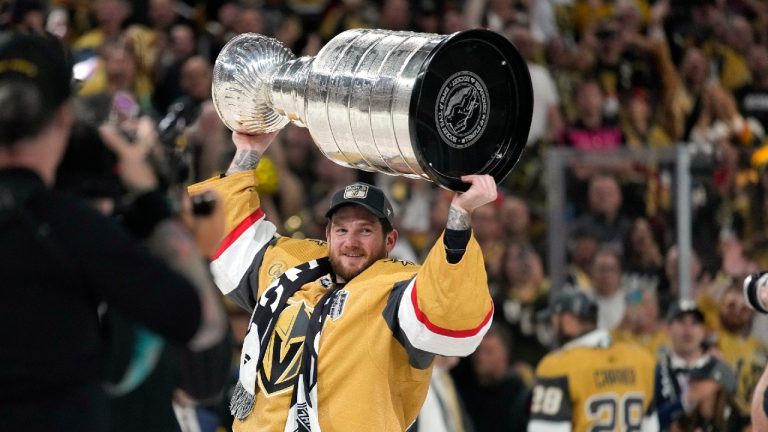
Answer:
[212,28,533,191]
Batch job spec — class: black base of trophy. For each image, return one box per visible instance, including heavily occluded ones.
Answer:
[410,29,533,191]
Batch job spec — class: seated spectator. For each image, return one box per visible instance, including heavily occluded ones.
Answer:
[561,79,624,151]
[508,25,564,148]
[470,201,505,284]
[152,23,198,115]
[678,47,717,145]
[612,285,669,356]
[378,0,413,31]
[655,300,738,431]
[590,247,626,330]
[440,8,468,34]
[453,324,530,432]
[621,88,673,149]
[588,16,655,120]
[72,0,131,62]
[570,173,632,249]
[622,216,664,277]
[564,225,601,292]
[492,241,552,368]
[204,1,241,60]
[658,246,718,327]
[708,12,752,92]
[713,282,768,429]
[690,83,763,156]
[235,6,268,36]
[318,0,377,43]
[78,39,154,113]
[147,0,188,37]
[499,193,537,247]
[734,45,768,135]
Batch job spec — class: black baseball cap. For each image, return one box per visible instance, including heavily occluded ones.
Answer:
[666,299,705,323]
[325,182,395,224]
[0,31,72,111]
[538,289,598,322]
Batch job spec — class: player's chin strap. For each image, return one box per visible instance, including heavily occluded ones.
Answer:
[230,258,332,423]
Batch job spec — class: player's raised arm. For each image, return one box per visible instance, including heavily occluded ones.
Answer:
[188,131,328,313]
[395,175,496,357]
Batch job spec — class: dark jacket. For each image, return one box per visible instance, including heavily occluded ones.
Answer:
[0,168,202,432]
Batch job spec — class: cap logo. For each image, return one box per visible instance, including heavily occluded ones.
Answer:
[0,58,37,78]
[343,184,369,200]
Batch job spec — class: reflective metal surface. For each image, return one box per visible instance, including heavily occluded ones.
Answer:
[213,29,448,179]
[211,28,533,190]
[212,33,295,134]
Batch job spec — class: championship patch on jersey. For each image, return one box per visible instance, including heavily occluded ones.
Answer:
[343,184,368,199]
[329,289,349,321]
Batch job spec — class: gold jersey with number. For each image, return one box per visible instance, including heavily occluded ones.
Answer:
[528,329,658,432]
[189,171,494,432]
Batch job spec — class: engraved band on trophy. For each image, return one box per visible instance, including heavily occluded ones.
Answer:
[212,28,533,191]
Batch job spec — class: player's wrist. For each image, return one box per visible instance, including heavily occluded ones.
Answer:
[446,205,470,230]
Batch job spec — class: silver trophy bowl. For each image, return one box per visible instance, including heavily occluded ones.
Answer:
[212,28,532,191]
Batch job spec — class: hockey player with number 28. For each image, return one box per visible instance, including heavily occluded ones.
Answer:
[188,130,495,432]
[528,290,659,432]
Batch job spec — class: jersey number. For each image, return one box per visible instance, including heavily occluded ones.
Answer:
[585,393,644,432]
[531,385,564,415]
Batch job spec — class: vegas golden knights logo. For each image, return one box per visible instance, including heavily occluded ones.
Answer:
[258,300,313,396]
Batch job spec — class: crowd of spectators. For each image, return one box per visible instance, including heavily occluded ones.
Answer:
[5,0,768,430]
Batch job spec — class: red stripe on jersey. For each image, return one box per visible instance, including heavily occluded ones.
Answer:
[211,208,265,260]
[410,280,493,338]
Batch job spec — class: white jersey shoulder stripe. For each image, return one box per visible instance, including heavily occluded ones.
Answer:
[397,278,492,356]
[210,210,277,295]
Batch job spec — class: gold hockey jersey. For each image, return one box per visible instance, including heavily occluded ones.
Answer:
[528,329,658,432]
[189,171,493,431]
[716,330,768,416]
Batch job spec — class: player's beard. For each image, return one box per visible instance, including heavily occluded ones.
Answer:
[329,246,387,282]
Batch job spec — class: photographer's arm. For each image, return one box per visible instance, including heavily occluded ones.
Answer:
[100,121,227,352]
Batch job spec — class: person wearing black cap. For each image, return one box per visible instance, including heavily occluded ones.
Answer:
[654,299,738,431]
[187,130,496,431]
[528,289,659,432]
[0,31,226,431]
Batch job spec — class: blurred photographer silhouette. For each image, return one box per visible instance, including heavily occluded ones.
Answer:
[0,30,226,432]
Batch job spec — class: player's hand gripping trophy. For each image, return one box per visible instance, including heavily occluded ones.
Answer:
[211,28,533,191]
